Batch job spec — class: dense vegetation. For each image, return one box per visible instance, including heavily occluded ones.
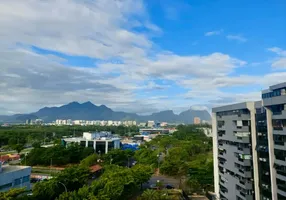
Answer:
[135,125,213,193]
[24,143,94,166]
[0,124,213,199]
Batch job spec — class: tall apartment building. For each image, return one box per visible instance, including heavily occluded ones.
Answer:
[262,82,286,200]
[212,82,286,200]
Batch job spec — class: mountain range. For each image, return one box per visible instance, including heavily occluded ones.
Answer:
[0,101,211,124]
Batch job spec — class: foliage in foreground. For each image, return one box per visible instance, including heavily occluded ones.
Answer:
[25,143,94,166]
[56,164,153,200]
[0,188,26,200]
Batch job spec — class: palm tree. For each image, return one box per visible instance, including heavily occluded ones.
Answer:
[140,189,157,200]
[138,189,170,200]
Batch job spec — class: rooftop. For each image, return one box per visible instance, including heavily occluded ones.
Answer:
[63,131,120,142]
[0,165,31,175]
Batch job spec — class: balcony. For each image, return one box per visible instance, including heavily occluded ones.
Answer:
[237,168,252,178]
[275,157,286,166]
[237,147,251,155]
[236,157,251,166]
[235,189,253,200]
[235,126,250,132]
[273,127,286,135]
[235,132,250,137]
[272,110,286,120]
[277,184,286,197]
[274,141,286,150]
[236,136,250,143]
[218,125,226,130]
[237,114,251,120]
[277,173,286,182]
[237,179,253,190]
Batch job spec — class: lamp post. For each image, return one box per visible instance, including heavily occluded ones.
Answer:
[157,141,160,175]
[58,182,67,193]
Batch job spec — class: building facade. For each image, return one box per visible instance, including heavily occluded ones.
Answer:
[262,82,286,200]
[213,102,258,200]
[62,131,121,154]
[212,82,286,200]
[0,164,31,192]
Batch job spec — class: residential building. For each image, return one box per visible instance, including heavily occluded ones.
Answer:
[61,131,121,154]
[213,102,257,200]
[147,121,155,128]
[200,127,212,137]
[194,117,201,124]
[0,163,31,192]
[160,122,168,127]
[138,122,146,127]
[262,82,286,200]
[212,82,286,200]
[139,128,170,135]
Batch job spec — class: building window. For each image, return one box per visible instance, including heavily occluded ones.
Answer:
[96,141,106,154]
[0,183,12,190]
[14,178,21,186]
[80,141,86,147]
[108,141,114,151]
[88,141,94,148]
[22,175,30,183]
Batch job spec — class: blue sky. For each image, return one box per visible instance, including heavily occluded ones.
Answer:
[0,0,286,115]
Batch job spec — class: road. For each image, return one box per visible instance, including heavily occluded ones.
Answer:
[143,174,181,189]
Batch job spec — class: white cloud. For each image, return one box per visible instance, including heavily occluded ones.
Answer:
[0,0,154,59]
[226,34,247,42]
[0,0,285,116]
[205,29,223,36]
[268,47,286,69]
[268,47,286,56]
[272,58,286,69]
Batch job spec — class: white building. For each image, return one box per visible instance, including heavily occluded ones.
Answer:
[147,121,155,128]
[62,132,121,154]
[0,163,31,192]
[200,127,212,137]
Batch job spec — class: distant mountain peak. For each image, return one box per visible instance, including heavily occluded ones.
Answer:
[82,101,94,106]
[67,101,80,106]
[0,102,211,124]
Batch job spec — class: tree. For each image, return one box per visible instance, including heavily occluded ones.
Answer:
[56,185,98,200]
[80,154,99,167]
[12,144,24,154]
[33,166,91,200]
[131,164,153,189]
[102,149,134,166]
[56,166,90,192]
[134,147,157,166]
[32,141,41,148]
[0,188,26,200]
[137,189,170,200]
[160,147,188,176]
[90,165,137,200]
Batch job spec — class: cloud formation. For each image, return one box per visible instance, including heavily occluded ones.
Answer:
[205,29,223,36]
[0,0,284,115]
[226,34,247,42]
[268,47,286,69]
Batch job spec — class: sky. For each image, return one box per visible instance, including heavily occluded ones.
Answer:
[0,0,286,115]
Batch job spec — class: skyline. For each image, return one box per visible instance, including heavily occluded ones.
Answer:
[0,0,286,115]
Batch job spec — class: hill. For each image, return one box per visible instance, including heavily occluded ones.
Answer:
[0,102,211,124]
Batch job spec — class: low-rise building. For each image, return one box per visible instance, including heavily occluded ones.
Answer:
[62,131,121,154]
[0,163,31,192]
[194,117,201,124]
[139,128,170,135]
[147,121,155,128]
